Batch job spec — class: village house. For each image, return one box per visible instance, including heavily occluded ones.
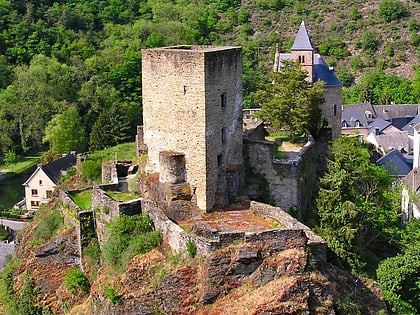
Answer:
[22,153,76,211]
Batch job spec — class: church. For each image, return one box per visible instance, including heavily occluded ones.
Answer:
[273,22,343,138]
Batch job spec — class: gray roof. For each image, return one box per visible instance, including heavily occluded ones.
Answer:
[341,107,368,127]
[291,21,313,51]
[402,114,420,135]
[371,131,410,153]
[374,104,420,120]
[376,149,412,177]
[402,168,420,192]
[368,118,392,133]
[278,53,341,87]
[42,154,77,184]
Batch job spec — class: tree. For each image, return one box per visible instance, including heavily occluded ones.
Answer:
[43,106,87,153]
[377,244,420,313]
[89,105,131,151]
[254,60,324,142]
[316,136,401,273]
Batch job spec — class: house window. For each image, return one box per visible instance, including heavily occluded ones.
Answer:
[217,154,223,167]
[39,180,43,185]
[31,201,40,207]
[342,121,348,128]
[298,55,305,63]
[31,189,38,196]
[355,121,361,127]
[333,104,337,116]
[221,128,226,144]
[220,93,227,107]
[46,190,53,198]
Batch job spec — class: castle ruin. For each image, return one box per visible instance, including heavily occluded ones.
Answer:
[140,46,244,211]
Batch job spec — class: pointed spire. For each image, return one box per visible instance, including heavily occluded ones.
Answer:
[291,21,313,51]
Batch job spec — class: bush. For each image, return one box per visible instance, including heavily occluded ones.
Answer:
[81,160,101,181]
[186,240,197,258]
[32,212,63,243]
[378,0,406,22]
[104,286,122,304]
[64,268,90,294]
[101,215,162,270]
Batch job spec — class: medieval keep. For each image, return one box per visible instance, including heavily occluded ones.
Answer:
[141,46,244,212]
[273,21,343,138]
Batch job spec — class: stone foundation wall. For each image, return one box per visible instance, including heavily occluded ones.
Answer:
[143,200,311,257]
[250,201,326,261]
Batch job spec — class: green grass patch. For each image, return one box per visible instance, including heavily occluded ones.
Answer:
[266,132,290,142]
[89,142,136,163]
[32,210,64,244]
[106,190,139,202]
[274,145,288,159]
[70,189,92,211]
[0,154,41,175]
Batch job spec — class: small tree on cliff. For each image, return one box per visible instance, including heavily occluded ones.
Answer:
[254,60,324,142]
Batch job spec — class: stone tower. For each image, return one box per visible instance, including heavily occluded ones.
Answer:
[274,22,342,139]
[141,46,243,211]
[291,21,314,82]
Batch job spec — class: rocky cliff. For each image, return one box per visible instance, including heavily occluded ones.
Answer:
[5,222,388,315]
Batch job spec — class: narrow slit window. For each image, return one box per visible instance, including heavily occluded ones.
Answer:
[221,93,227,107]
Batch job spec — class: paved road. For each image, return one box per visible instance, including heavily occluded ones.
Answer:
[0,218,27,231]
[0,242,14,269]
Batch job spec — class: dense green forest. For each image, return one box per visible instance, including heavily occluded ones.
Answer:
[0,0,419,158]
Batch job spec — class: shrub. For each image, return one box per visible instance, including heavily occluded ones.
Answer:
[32,212,63,243]
[378,0,406,22]
[40,150,62,164]
[186,240,197,258]
[104,286,122,304]
[101,215,162,270]
[64,268,90,294]
[81,160,101,181]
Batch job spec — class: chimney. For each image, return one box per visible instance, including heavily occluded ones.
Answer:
[375,127,380,135]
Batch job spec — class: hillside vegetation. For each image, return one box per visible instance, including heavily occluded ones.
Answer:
[0,0,419,160]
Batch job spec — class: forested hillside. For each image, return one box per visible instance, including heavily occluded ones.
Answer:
[0,0,419,158]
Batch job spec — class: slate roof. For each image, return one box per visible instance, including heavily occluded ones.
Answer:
[370,130,410,153]
[390,116,415,130]
[368,118,392,133]
[341,107,368,127]
[374,104,420,120]
[277,53,341,87]
[23,153,77,186]
[376,149,413,177]
[402,114,420,135]
[291,21,314,51]
[42,154,77,184]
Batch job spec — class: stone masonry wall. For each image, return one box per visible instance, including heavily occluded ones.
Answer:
[91,185,141,245]
[143,200,309,257]
[142,46,243,211]
[250,201,326,261]
[244,135,317,214]
[323,85,342,139]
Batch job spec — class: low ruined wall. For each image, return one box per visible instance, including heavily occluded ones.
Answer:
[92,185,142,245]
[57,190,83,270]
[143,200,310,257]
[250,201,326,261]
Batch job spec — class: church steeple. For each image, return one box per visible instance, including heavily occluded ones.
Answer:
[291,21,314,82]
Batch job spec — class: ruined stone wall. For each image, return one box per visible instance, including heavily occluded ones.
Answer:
[143,200,309,257]
[244,136,317,213]
[91,185,141,245]
[142,46,243,211]
[322,86,342,139]
[250,201,326,261]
